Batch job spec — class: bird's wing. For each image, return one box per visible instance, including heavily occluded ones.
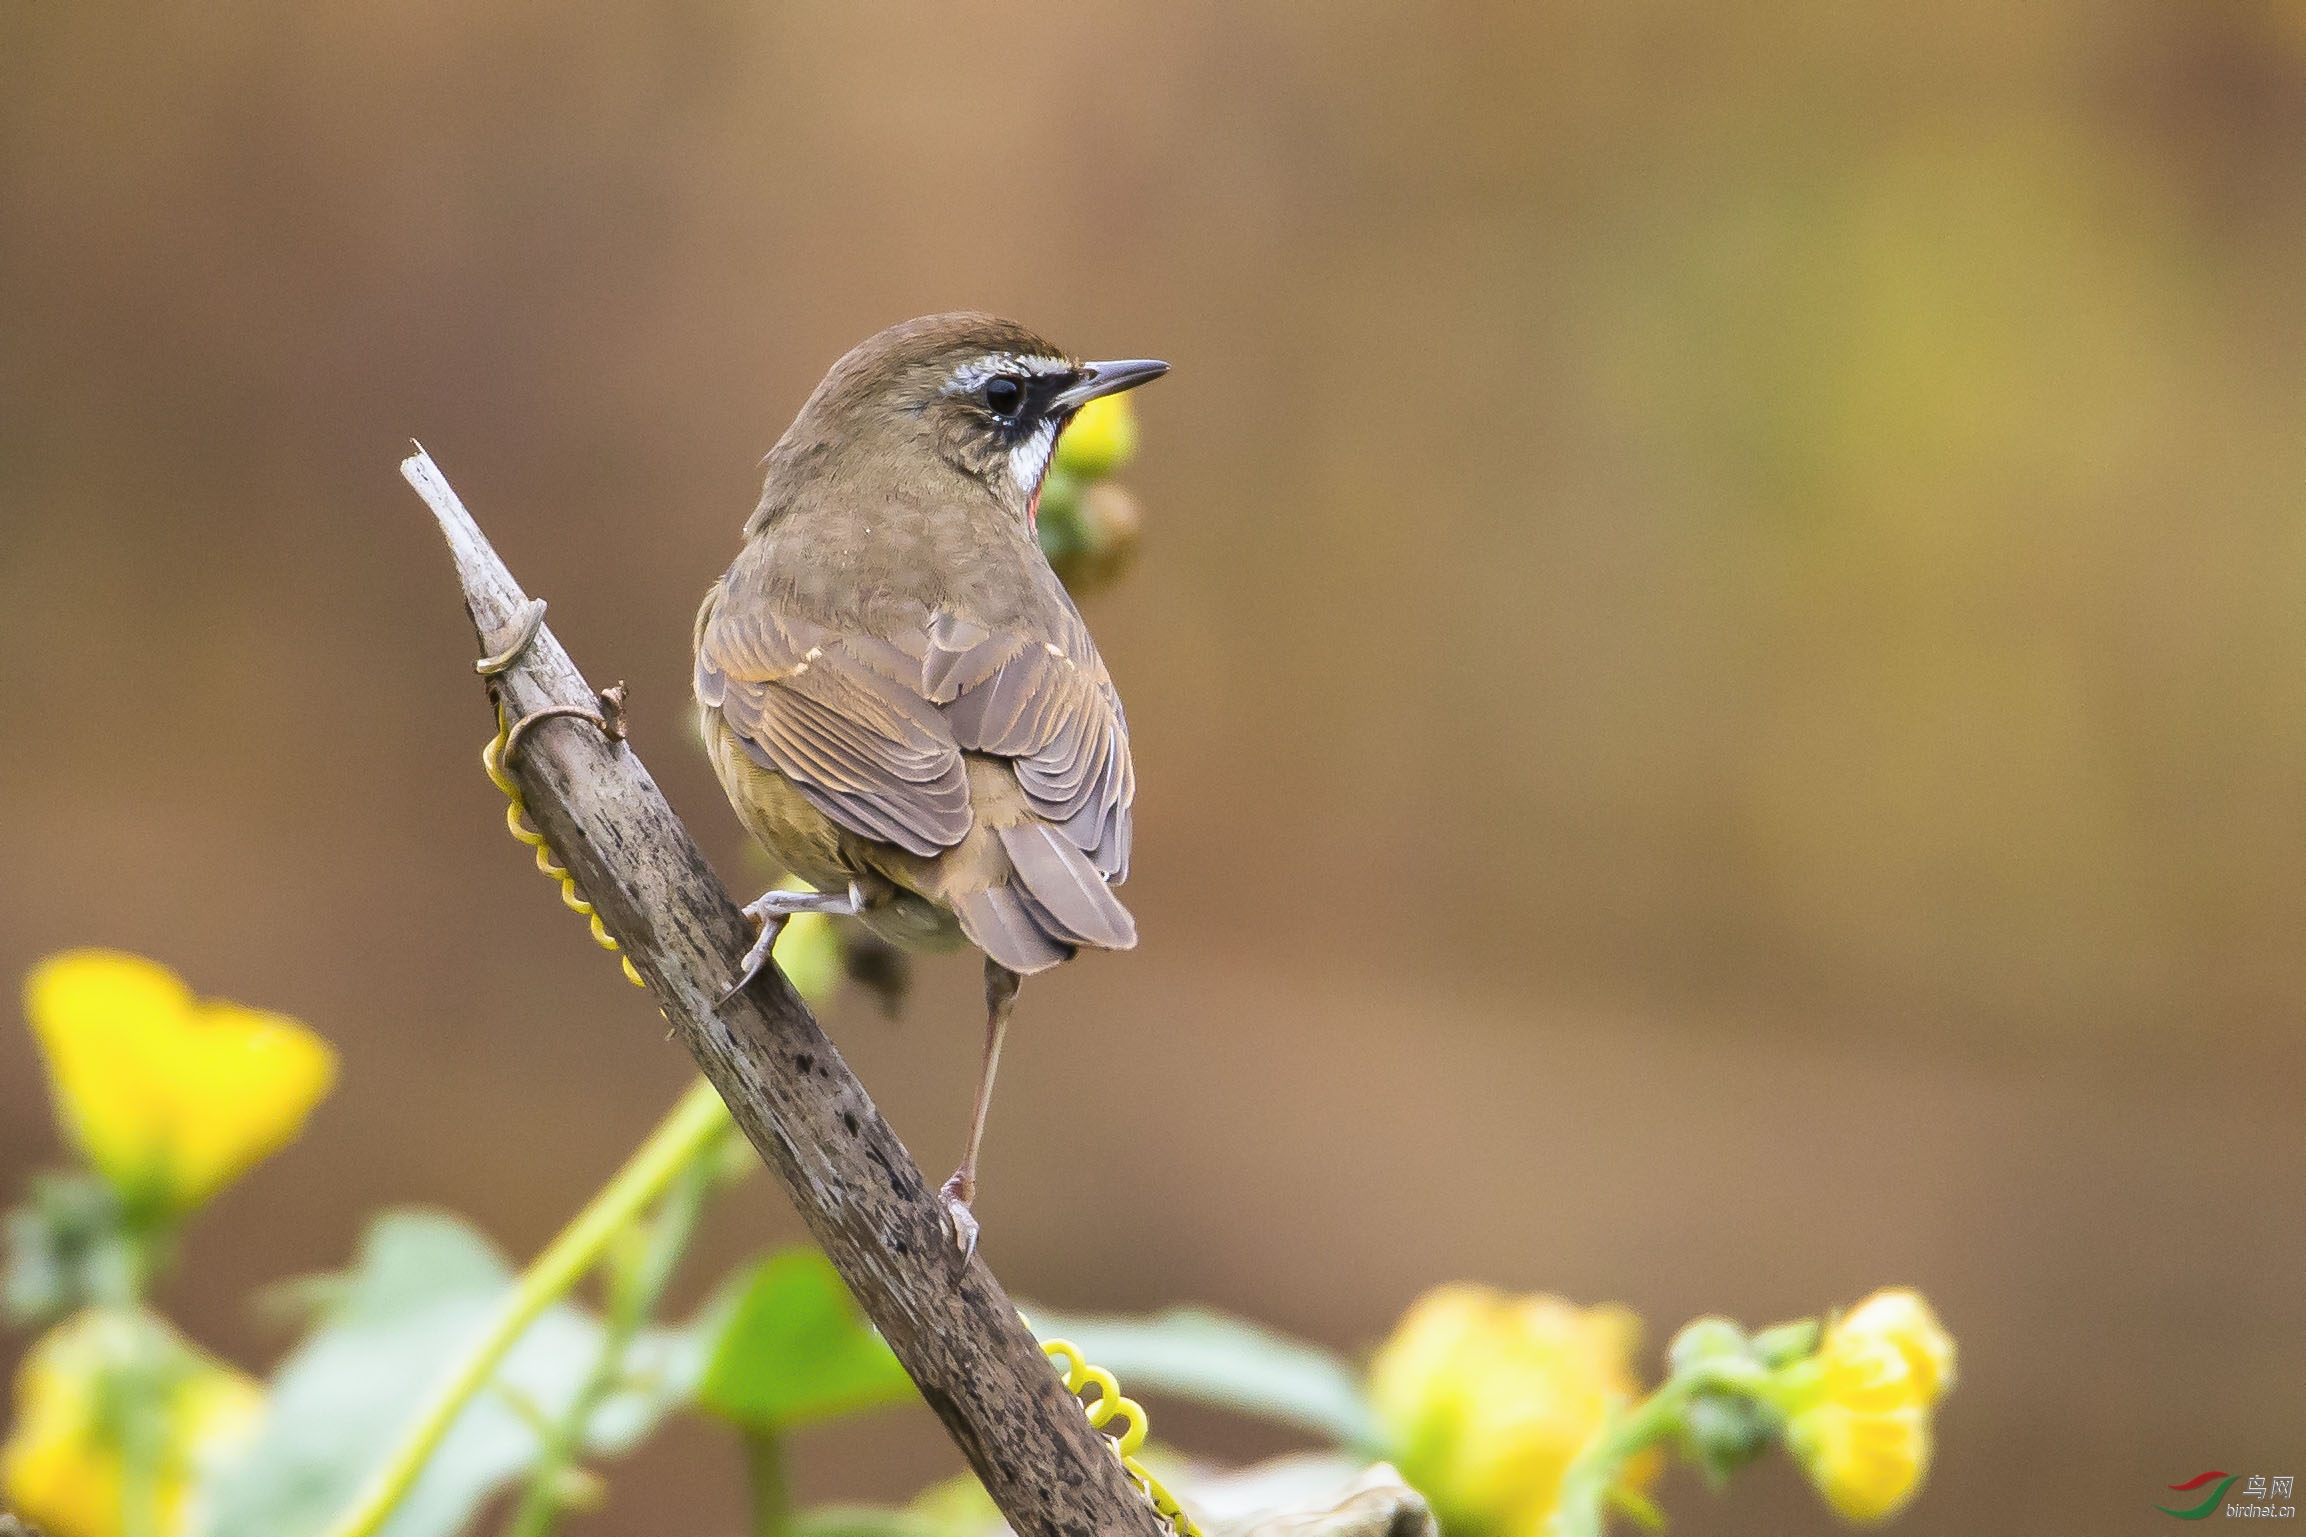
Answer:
[923,600,1138,968]
[695,587,972,857]
[697,586,1135,888]
[932,604,1136,884]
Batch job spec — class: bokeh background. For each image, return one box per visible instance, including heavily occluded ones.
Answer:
[6,3,2306,1532]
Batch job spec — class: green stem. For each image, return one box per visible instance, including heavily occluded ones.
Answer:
[743,1426,791,1537]
[110,1210,176,1311]
[1547,1378,1694,1537]
[94,1308,186,1537]
[115,1366,168,1537]
[500,1125,722,1537]
[1549,1357,1774,1537]
[317,1077,734,1537]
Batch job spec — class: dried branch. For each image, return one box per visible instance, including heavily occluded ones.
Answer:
[399,447,1168,1537]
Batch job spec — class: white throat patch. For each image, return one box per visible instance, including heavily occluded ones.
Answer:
[1008,419,1059,496]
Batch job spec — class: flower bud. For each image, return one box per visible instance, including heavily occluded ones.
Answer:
[1042,484,1144,598]
[1665,1317,1747,1375]
[1680,1390,1778,1483]
[1054,392,1140,480]
[1749,1320,1821,1369]
[1778,1290,1954,1523]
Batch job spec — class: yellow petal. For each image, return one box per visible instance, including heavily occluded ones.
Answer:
[2,1312,116,1537]
[1837,1288,1956,1404]
[1817,1335,1923,1416]
[1370,1286,1651,1537]
[1786,1401,1931,1523]
[1368,1285,1494,1455]
[26,951,337,1213]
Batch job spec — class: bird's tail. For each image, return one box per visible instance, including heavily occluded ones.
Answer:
[952,822,1136,976]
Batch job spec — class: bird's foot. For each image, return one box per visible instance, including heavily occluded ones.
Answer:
[938,1170,980,1269]
[717,882,864,1006]
[719,914,787,1007]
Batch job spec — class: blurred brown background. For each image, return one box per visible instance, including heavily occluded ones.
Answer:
[5,3,2306,1532]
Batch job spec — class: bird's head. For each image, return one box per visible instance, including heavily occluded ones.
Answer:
[757,312,1166,531]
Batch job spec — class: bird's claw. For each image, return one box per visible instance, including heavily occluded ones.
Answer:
[717,911,787,1008]
[939,1172,980,1269]
[717,882,867,1008]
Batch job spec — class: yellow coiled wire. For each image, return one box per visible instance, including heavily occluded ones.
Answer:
[483,716,646,989]
[480,709,1196,1536]
[1040,1337,1203,1537]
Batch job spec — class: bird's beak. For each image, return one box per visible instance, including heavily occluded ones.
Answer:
[1050,358,1169,412]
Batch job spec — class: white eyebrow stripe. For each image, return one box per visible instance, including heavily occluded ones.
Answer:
[945,352,1073,392]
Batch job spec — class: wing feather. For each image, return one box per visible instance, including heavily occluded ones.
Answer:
[943,609,1134,878]
[697,592,971,857]
[697,579,1133,885]
[953,884,1074,973]
[996,823,1136,949]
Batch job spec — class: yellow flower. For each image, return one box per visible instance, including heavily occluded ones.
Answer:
[1782,1289,1955,1523]
[1054,392,1140,479]
[1837,1289,1955,1403]
[1,1308,264,1537]
[1369,1285,1656,1537]
[25,951,337,1214]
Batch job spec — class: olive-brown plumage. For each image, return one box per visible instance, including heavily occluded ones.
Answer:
[694,312,1165,1252]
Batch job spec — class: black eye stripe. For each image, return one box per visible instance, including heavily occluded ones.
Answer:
[978,370,1083,427]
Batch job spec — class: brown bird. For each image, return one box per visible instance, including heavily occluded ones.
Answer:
[693,312,1165,1255]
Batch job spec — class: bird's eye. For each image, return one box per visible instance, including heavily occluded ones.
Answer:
[983,377,1025,419]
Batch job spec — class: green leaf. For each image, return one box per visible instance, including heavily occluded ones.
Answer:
[3,1170,145,1325]
[695,1248,916,1430]
[203,1209,709,1537]
[1021,1306,1378,1449]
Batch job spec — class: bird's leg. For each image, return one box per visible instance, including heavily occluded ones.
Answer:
[940,959,1022,1264]
[718,881,864,1005]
